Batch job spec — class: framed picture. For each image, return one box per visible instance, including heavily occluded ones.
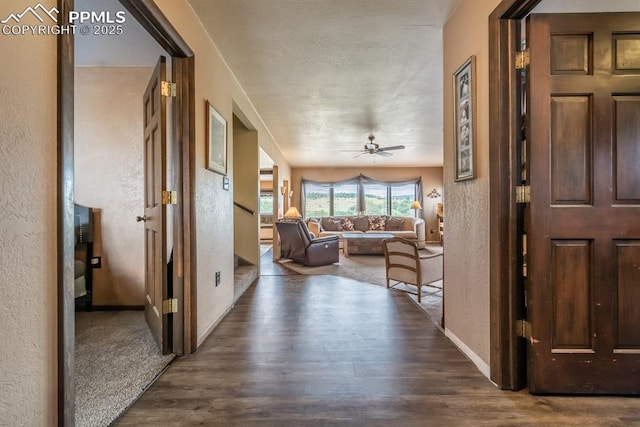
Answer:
[453,56,476,181]
[206,100,227,175]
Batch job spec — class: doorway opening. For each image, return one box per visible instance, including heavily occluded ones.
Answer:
[72,1,175,422]
[232,113,260,301]
[259,153,275,242]
[58,0,196,424]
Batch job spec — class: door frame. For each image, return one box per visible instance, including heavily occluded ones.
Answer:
[57,0,196,424]
[488,0,541,390]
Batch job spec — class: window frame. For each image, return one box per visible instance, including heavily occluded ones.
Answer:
[303,177,419,217]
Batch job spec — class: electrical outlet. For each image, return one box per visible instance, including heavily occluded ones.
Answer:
[90,256,101,268]
[215,271,221,286]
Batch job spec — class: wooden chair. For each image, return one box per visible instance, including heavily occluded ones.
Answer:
[383,237,443,302]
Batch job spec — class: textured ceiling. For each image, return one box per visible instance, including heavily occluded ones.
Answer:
[188,0,461,167]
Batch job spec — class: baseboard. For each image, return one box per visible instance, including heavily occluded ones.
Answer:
[91,305,144,311]
[197,303,233,347]
[444,327,492,381]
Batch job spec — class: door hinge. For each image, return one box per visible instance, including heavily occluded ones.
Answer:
[162,190,177,205]
[515,49,530,70]
[522,233,528,278]
[516,185,530,204]
[162,298,178,314]
[161,81,176,97]
[517,319,532,339]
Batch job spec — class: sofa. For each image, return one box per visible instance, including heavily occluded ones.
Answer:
[306,215,426,249]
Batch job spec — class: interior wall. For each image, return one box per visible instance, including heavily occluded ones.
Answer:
[259,180,273,192]
[152,0,291,346]
[233,115,260,265]
[0,0,57,424]
[442,0,502,375]
[290,167,443,242]
[74,66,152,306]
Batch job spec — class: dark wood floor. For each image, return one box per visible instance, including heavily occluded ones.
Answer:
[117,273,640,426]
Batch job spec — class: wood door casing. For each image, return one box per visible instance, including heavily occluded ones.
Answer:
[527,13,640,394]
[143,56,169,353]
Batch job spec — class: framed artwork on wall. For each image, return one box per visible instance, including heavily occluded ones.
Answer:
[206,100,227,175]
[453,55,476,182]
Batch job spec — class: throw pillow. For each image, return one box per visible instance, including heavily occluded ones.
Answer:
[353,216,370,232]
[385,217,405,231]
[368,216,387,231]
[341,217,355,231]
[323,218,343,231]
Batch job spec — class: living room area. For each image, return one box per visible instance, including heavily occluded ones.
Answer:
[272,165,445,326]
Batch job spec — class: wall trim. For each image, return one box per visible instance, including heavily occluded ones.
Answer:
[488,0,542,391]
[57,1,74,425]
[197,304,233,347]
[445,328,492,380]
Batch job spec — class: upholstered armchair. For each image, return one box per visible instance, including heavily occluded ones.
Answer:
[383,237,443,302]
[275,218,339,266]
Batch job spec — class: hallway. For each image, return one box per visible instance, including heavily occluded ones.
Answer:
[117,273,640,425]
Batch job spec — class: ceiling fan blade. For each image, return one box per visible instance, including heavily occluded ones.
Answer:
[353,152,368,158]
[375,151,393,157]
[378,145,405,151]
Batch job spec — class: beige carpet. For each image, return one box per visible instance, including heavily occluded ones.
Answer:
[75,311,175,427]
[278,245,444,327]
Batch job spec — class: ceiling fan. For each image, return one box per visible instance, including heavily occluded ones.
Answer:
[348,136,405,158]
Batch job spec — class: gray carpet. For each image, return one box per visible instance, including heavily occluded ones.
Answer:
[277,245,444,327]
[75,311,175,427]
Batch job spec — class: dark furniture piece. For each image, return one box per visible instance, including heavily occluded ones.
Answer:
[275,218,339,266]
[74,203,94,310]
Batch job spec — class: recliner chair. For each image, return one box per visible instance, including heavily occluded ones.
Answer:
[275,218,339,266]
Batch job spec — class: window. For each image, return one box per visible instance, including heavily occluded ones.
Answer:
[390,184,416,216]
[259,192,273,214]
[363,183,388,216]
[304,183,331,217]
[259,192,274,225]
[303,176,421,218]
[333,183,358,216]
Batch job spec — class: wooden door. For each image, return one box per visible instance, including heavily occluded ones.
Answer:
[142,56,169,353]
[527,13,640,394]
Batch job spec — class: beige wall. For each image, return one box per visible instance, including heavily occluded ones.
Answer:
[291,167,443,240]
[442,0,501,374]
[0,0,57,424]
[233,116,260,265]
[75,67,153,306]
